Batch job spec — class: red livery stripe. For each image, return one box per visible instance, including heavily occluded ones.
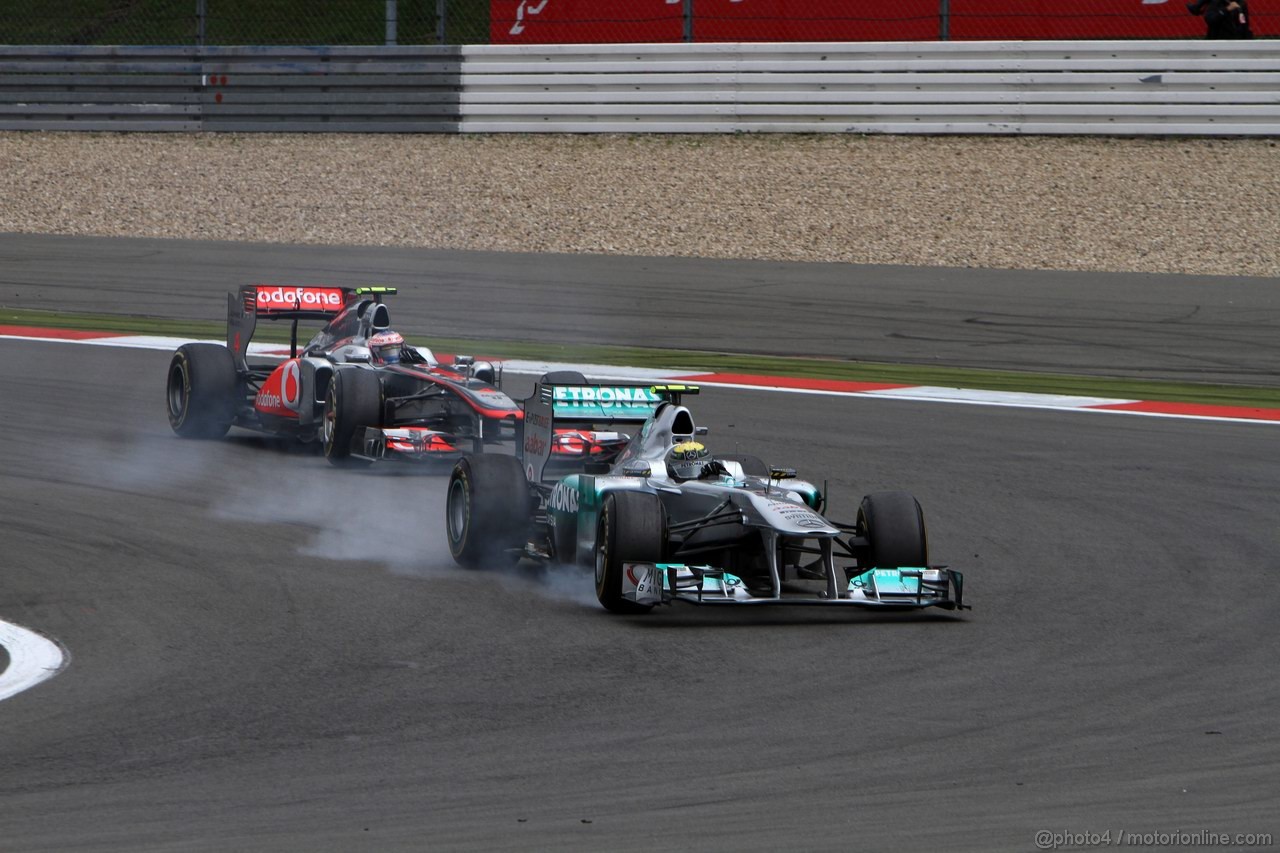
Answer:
[1089,400,1280,422]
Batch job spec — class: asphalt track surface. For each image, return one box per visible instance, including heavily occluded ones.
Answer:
[1,240,1279,851]
[3,232,1280,385]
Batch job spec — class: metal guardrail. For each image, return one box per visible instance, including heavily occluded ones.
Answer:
[1,46,198,132]
[0,46,464,131]
[1,42,1278,134]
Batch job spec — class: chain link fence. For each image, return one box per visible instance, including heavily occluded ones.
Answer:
[1,0,1273,44]
[1,0,486,45]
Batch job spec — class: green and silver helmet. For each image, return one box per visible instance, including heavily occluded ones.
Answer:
[667,440,711,480]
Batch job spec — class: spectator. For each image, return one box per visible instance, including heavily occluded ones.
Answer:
[1187,0,1253,38]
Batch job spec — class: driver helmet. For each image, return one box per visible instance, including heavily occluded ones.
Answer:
[667,440,711,480]
[369,330,404,364]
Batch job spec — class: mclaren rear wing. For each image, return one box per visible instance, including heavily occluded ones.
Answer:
[226,284,397,371]
[521,382,698,483]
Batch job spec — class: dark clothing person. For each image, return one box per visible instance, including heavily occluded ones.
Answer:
[1187,0,1253,38]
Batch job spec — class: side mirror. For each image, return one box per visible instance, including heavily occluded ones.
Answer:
[770,467,798,481]
[695,426,709,435]
[622,462,651,478]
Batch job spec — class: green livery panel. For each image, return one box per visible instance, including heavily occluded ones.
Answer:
[551,385,664,421]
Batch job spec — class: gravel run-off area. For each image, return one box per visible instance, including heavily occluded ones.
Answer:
[1,132,1277,277]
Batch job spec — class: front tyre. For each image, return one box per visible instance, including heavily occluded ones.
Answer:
[856,491,929,570]
[446,455,533,569]
[166,343,238,439]
[322,368,382,465]
[595,490,666,614]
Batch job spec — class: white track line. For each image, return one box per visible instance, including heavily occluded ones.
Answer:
[2,332,1277,426]
[0,619,67,702]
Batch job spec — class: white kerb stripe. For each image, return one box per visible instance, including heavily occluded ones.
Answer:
[0,619,68,702]
[862,385,1139,408]
[0,332,1274,426]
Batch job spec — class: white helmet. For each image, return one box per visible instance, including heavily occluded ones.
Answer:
[369,330,404,364]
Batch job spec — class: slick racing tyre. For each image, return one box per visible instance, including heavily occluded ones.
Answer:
[323,368,382,465]
[539,370,588,385]
[446,455,533,569]
[595,490,666,614]
[167,343,238,439]
[552,509,578,567]
[856,491,929,570]
[716,453,769,479]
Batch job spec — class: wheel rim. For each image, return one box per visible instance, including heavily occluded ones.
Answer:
[167,362,187,420]
[855,508,874,568]
[322,385,337,450]
[595,504,608,587]
[446,478,468,545]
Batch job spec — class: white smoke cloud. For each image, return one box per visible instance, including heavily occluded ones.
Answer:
[96,427,600,606]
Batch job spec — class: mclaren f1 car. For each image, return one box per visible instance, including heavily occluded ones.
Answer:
[444,379,968,614]
[165,284,519,464]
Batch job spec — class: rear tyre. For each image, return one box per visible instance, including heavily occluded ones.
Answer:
[553,513,578,567]
[717,452,769,479]
[540,370,588,385]
[446,455,533,568]
[323,368,382,465]
[166,343,238,439]
[856,491,929,570]
[595,491,665,614]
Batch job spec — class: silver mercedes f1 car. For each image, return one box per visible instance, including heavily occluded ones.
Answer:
[444,380,967,615]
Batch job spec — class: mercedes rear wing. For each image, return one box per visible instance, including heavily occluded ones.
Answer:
[226,284,397,371]
[522,382,698,483]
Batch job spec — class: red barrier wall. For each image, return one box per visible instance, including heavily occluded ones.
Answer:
[691,0,941,41]
[490,0,1276,43]
[948,0,1212,39]
[490,1,683,43]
